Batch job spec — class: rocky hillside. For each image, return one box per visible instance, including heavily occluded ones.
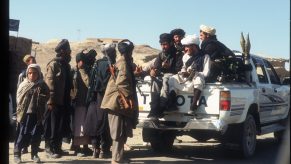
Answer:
[32,38,160,73]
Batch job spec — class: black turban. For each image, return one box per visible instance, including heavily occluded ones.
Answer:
[86,49,97,60]
[55,39,71,54]
[84,49,97,66]
[75,52,86,63]
[170,28,186,37]
[118,39,134,54]
[159,33,172,43]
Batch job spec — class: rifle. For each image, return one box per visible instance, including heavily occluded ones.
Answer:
[240,32,251,65]
[240,32,252,84]
[85,61,98,107]
[103,50,133,110]
[177,62,197,84]
[161,52,172,69]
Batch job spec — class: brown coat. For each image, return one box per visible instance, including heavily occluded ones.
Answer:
[45,58,71,106]
[100,56,138,118]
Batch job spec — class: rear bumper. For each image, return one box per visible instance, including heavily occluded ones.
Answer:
[137,118,228,132]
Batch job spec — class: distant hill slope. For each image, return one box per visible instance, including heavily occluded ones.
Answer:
[32,38,160,73]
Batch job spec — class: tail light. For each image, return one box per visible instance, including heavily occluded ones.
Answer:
[220,91,231,111]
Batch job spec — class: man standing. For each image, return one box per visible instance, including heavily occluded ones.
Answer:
[70,52,91,157]
[148,33,183,120]
[84,44,116,159]
[101,39,138,164]
[43,39,72,158]
[168,34,210,115]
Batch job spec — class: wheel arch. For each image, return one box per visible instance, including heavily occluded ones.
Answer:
[247,103,261,134]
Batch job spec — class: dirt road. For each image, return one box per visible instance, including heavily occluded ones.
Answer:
[9,128,287,164]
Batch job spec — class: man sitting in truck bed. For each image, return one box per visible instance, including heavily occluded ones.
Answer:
[167,34,211,115]
[199,24,235,82]
[147,33,183,120]
[199,24,235,60]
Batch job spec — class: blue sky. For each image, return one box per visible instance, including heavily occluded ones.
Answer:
[10,0,290,59]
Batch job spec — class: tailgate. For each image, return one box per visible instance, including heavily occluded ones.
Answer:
[136,81,152,119]
[176,86,221,115]
[137,82,221,120]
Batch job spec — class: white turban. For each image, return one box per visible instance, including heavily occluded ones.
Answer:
[101,43,116,54]
[200,24,216,36]
[181,34,200,46]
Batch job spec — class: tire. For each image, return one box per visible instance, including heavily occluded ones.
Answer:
[240,114,257,158]
[150,139,162,152]
[142,128,163,152]
[145,129,175,152]
[274,112,289,142]
[162,131,176,151]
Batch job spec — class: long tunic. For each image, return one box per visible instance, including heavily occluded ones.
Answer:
[71,67,90,145]
[83,57,111,137]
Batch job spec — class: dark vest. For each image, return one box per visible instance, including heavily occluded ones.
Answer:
[185,50,205,72]
[201,39,235,60]
[154,46,182,74]
[91,57,112,96]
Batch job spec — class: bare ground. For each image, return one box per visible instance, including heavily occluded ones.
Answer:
[9,128,287,164]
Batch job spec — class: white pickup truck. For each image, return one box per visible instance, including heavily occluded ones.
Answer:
[136,52,290,158]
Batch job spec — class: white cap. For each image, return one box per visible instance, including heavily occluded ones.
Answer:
[181,34,200,46]
[101,43,116,54]
[200,24,216,36]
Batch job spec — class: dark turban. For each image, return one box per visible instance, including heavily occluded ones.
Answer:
[101,43,116,55]
[55,39,71,54]
[86,49,97,61]
[159,33,172,43]
[118,39,134,55]
[170,28,186,37]
[84,49,97,66]
[75,52,86,63]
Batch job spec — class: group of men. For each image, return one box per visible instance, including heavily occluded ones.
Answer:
[141,24,235,120]
[13,24,235,164]
[14,38,139,164]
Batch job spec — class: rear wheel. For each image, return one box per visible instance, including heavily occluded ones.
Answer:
[221,114,257,158]
[274,112,289,142]
[240,114,257,158]
[143,128,175,152]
